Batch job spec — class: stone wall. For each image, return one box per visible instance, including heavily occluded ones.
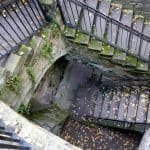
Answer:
[0,24,69,110]
[0,101,80,150]
[138,129,150,150]
[30,56,69,112]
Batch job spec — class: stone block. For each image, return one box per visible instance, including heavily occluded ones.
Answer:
[17,45,33,66]
[40,0,55,5]
[0,67,8,89]
[4,53,25,75]
[0,101,80,150]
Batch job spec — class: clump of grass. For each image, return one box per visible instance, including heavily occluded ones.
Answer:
[50,23,59,38]
[18,104,31,116]
[27,67,36,83]
[40,43,54,61]
[6,75,22,94]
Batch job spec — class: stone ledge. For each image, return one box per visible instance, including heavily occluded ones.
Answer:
[0,101,80,150]
[138,129,150,150]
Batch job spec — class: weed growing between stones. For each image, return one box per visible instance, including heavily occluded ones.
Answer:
[18,103,31,116]
[50,23,59,38]
[40,43,54,63]
[6,75,22,94]
[27,67,36,83]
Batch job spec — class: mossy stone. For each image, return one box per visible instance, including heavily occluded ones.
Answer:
[88,38,102,51]
[64,27,76,38]
[30,105,69,126]
[136,60,149,71]
[101,44,114,56]
[74,31,90,45]
[125,55,137,67]
[113,50,126,61]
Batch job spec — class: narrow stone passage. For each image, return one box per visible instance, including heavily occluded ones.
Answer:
[61,119,141,150]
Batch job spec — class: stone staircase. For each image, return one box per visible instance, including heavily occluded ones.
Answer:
[71,72,150,132]
[0,0,46,59]
[0,21,58,110]
[0,119,31,149]
[61,0,150,72]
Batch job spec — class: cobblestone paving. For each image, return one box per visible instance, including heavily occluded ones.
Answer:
[61,119,141,150]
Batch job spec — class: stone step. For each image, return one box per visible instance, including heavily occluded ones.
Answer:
[4,53,25,74]
[140,22,150,61]
[64,27,76,38]
[93,89,104,118]
[0,0,45,58]
[113,9,133,62]
[106,3,122,44]
[125,16,144,67]
[129,16,144,56]
[101,43,114,56]
[126,87,140,122]
[88,37,102,51]
[74,0,98,44]
[94,0,111,39]
[83,86,99,117]
[100,89,113,118]
[136,60,149,72]
[136,87,149,123]
[74,31,90,45]
[108,88,121,120]
[125,55,138,67]
[59,0,83,26]
[113,50,127,62]
[80,0,98,33]
[117,87,130,121]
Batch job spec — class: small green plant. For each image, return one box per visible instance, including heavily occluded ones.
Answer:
[40,43,53,60]
[18,104,31,116]
[6,75,22,94]
[27,67,35,83]
[50,23,59,38]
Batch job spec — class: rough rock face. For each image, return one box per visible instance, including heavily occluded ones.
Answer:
[29,105,69,136]
[30,57,68,112]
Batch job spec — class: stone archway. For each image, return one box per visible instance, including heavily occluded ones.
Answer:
[29,55,69,112]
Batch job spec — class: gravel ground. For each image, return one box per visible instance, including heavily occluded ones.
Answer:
[61,119,142,150]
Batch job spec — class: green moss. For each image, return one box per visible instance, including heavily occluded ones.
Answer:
[6,75,22,94]
[88,38,102,51]
[126,55,137,66]
[18,45,29,55]
[50,23,59,38]
[137,60,145,68]
[30,36,36,48]
[74,31,90,45]
[114,50,122,57]
[27,67,35,83]
[41,29,49,39]
[18,103,31,116]
[113,50,126,61]
[136,60,149,71]
[101,43,114,56]
[40,43,54,62]
[64,27,76,38]
[30,105,69,125]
